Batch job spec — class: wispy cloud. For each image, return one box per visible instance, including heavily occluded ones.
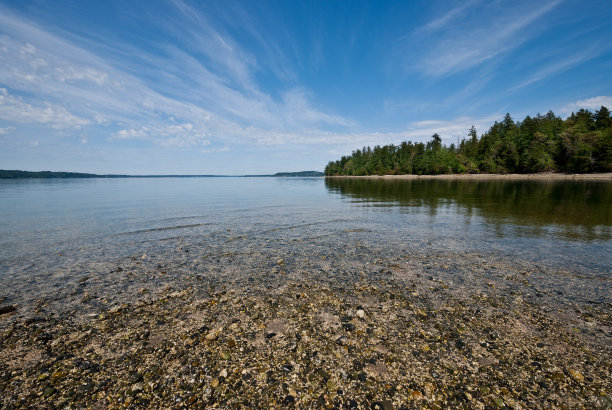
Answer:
[411,0,563,76]
[415,0,482,33]
[0,3,353,151]
[113,123,211,148]
[510,48,604,91]
[201,147,230,154]
[0,126,15,135]
[0,88,89,128]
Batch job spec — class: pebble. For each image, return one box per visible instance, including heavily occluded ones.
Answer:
[568,369,584,383]
[0,305,16,315]
[336,336,349,346]
[42,387,56,398]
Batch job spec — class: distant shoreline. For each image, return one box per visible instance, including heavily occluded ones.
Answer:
[326,172,612,181]
[0,170,324,179]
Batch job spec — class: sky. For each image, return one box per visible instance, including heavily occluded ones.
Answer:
[0,0,611,175]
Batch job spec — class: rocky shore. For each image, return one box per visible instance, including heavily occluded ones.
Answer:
[1,243,610,409]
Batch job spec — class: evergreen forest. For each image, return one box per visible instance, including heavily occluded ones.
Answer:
[325,107,612,176]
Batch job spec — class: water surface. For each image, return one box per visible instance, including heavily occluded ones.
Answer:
[1,176,610,314]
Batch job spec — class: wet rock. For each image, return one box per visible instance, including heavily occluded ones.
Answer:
[336,336,349,346]
[317,368,331,381]
[0,305,16,315]
[342,323,356,332]
[282,394,295,406]
[568,369,584,383]
[42,387,56,398]
[128,372,143,384]
[371,400,394,410]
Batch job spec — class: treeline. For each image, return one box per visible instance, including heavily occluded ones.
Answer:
[0,170,99,179]
[325,107,612,176]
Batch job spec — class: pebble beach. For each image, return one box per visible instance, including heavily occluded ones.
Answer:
[1,228,610,409]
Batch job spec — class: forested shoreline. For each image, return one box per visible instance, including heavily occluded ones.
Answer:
[325,107,612,176]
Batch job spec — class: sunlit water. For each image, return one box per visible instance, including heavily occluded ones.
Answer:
[1,177,610,315]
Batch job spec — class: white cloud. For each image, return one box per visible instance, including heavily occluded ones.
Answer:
[29,140,39,147]
[113,123,211,147]
[560,96,612,115]
[201,147,230,154]
[0,5,353,150]
[0,88,89,128]
[0,126,15,134]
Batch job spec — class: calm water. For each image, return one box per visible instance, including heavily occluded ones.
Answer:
[1,177,610,313]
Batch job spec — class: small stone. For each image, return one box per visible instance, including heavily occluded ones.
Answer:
[342,323,356,332]
[423,382,435,396]
[568,369,584,383]
[282,395,295,406]
[131,382,143,392]
[410,390,423,400]
[128,372,143,384]
[550,371,565,381]
[356,309,365,319]
[277,259,284,265]
[43,387,56,398]
[0,305,16,315]
[317,368,331,381]
[380,400,394,410]
[220,351,230,360]
[336,336,349,346]
[211,378,219,388]
[219,369,228,378]
[50,371,64,381]
[455,339,466,350]
[493,397,504,408]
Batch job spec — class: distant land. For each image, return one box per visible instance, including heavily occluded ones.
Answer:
[0,170,324,179]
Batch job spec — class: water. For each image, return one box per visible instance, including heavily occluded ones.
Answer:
[1,176,610,316]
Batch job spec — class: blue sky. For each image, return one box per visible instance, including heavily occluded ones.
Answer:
[0,0,611,174]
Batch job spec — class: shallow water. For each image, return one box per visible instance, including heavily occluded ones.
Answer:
[0,177,610,315]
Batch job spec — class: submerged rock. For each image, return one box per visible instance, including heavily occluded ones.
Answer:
[0,305,16,315]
